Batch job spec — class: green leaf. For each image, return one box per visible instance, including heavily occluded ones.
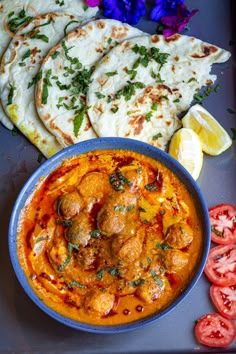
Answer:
[22,49,31,61]
[152,133,163,140]
[7,84,16,105]
[150,270,164,286]
[105,71,117,77]
[64,20,79,36]
[51,51,60,59]
[74,104,88,137]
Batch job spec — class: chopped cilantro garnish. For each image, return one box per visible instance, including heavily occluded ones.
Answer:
[22,49,31,61]
[64,281,86,290]
[145,111,153,121]
[90,230,101,238]
[150,270,164,286]
[105,71,118,77]
[51,51,60,59]
[152,133,162,140]
[129,279,145,287]
[58,242,79,271]
[115,81,145,101]
[28,70,42,89]
[7,84,16,105]
[64,20,79,36]
[95,92,105,99]
[111,106,119,113]
[156,243,171,250]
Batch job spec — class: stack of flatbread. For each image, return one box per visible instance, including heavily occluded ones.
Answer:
[0,1,231,157]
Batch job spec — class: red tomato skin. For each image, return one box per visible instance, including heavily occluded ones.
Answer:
[209,204,236,245]
[204,244,236,286]
[210,285,236,319]
[195,313,236,348]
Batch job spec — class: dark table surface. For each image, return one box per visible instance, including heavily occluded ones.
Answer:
[0,0,235,353]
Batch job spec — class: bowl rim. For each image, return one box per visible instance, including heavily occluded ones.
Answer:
[8,137,211,334]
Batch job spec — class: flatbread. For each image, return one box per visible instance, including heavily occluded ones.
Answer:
[0,0,98,130]
[87,34,231,150]
[35,19,146,147]
[0,13,87,157]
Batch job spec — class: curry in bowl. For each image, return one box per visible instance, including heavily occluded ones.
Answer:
[13,143,207,329]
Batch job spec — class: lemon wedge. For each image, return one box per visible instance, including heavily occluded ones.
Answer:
[169,128,203,180]
[182,104,232,155]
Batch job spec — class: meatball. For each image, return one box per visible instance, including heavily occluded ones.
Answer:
[165,222,193,249]
[58,191,84,218]
[84,289,115,316]
[135,275,164,304]
[97,190,137,236]
[66,212,92,247]
[160,249,188,272]
[77,172,111,210]
[111,234,143,264]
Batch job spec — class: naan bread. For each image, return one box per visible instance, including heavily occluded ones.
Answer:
[0,13,87,157]
[35,19,146,147]
[0,0,98,130]
[87,34,231,150]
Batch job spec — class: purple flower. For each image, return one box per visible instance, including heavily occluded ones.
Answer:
[85,0,101,7]
[150,0,184,22]
[161,3,198,37]
[101,0,146,25]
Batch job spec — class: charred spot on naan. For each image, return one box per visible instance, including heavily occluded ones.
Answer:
[191,45,218,58]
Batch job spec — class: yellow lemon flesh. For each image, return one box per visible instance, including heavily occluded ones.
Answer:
[169,128,203,180]
[182,104,232,156]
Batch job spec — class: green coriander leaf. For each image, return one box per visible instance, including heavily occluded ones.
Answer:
[90,230,101,238]
[145,111,153,121]
[56,219,72,227]
[156,243,171,250]
[129,279,145,287]
[7,84,16,105]
[111,106,119,113]
[152,133,163,140]
[150,270,164,286]
[64,20,79,36]
[51,51,60,59]
[22,49,31,61]
[105,71,117,77]
[64,281,86,290]
[95,92,105,99]
[187,77,197,83]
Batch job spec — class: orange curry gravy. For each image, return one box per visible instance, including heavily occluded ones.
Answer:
[17,149,203,325]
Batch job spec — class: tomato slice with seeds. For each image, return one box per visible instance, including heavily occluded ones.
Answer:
[204,244,236,286]
[210,285,236,319]
[195,313,236,348]
[209,204,236,245]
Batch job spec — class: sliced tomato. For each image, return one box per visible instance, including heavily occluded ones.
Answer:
[195,312,236,348]
[209,204,236,245]
[204,244,236,286]
[210,285,236,319]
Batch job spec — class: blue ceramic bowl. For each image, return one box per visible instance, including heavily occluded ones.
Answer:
[9,138,211,334]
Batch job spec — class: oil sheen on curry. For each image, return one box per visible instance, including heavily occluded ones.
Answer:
[17,150,203,325]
